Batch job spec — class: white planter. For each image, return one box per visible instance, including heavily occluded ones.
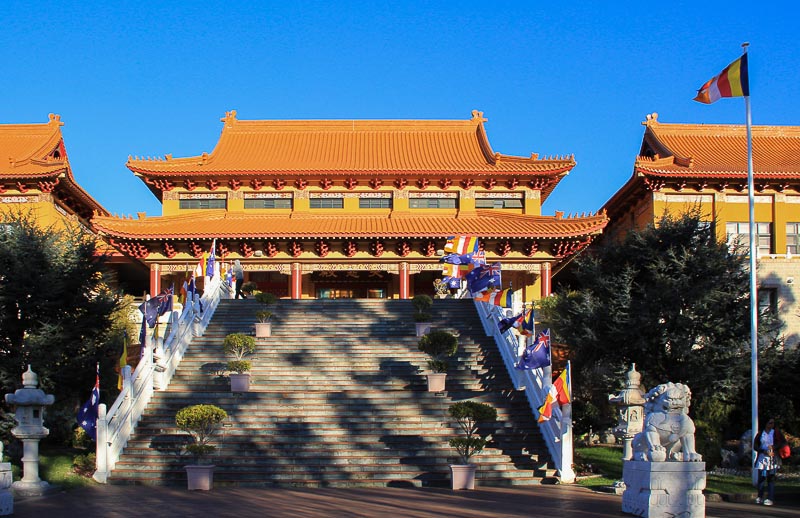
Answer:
[186,464,215,490]
[450,464,476,490]
[230,373,251,392]
[426,373,446,392]
[254,322,272,338]
[415,322,432,336]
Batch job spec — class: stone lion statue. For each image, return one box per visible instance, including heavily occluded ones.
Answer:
[632,382,702,462]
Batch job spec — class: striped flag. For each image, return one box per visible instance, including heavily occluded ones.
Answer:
[117,331,128,390]
[444,235,480,255]
[474,288,513,308]
[694,53,749,104]
[553,363,571,405]
[537,385,558,423]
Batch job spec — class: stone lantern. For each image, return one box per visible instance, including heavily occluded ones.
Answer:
[608,363,645,460]
[4,365,55,496]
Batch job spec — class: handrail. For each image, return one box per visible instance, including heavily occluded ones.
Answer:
[473,299,575,483]
[93,274,231,483]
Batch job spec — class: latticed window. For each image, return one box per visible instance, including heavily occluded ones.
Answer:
[359,198,391,209]
[310,198,344,209]
[787,223,800,255]
[475,198,523,209]
[726,222,771,256]
[179,199,226,209]
[409,198,457,209]
[758,288,778,315]
[244,198,293,209]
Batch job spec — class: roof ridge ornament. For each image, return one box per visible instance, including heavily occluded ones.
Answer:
[471,110,487,123]
[222,110,238,127]
[48,113,63,127]
[643,112,659,126]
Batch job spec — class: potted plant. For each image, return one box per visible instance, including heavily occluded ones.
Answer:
[412,294,433,336]
[175,403,228,490]
[223,332,256,392]
[417,329,458,392]
[253,292,277,338]
[447,400,497,490]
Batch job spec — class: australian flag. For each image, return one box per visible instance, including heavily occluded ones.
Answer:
[466,262,501,295]
[138,287,174,328]
[77,365,100,441]
[498,311,525,334]
[516,329,551,370]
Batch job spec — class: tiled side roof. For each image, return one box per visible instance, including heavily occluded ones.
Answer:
[0,114,67,176]
[635,116,800,177]
[92,210,608,241]
[127,110,575,176]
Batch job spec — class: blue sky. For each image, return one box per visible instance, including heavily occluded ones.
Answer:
[4,1,797,219]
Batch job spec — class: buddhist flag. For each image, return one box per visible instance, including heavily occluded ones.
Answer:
[553,362,571,405]
[519,308,535,336]
[117,331,128,390]
[444,235,479,255]
[474,288,513,307]
[537,385,558,423]
[694,53,749,104]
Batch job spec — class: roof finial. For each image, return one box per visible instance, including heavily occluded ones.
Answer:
[48,113,63,126]
[471,110,487,123]
[643,112,659,126]
[222,110,238,126]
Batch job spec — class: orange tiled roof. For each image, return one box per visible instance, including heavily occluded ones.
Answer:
[127,110,575,177]
[635,114,800,178]
[92,210,607,241]
[0,114,67,177]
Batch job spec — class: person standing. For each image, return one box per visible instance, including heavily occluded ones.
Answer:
[753,417,788,506]
[233,260,246,299]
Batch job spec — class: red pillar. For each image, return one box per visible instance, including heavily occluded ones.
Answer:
[291,262,302,299]
[149,263,160,295]
[540,262,552,298]
[399,262,410,299]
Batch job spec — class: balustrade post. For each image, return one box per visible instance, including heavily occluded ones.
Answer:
[93,404,108,483]
[559,402,576,483]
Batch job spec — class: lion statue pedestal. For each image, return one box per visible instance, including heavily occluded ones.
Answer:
[622,382,706,518]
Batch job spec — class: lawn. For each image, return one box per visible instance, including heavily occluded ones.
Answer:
[575,445,800,500]
[9,449,97,491]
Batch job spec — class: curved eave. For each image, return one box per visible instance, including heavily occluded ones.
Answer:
[91,210,607,242]
[635,165,800,180]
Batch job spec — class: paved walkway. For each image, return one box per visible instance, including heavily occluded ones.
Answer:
[9,484,800,518]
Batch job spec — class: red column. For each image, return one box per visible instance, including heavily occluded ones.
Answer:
[149,263,160,295]
[540,262,552,297]
[399,262,410,299]
[291,263,302,299]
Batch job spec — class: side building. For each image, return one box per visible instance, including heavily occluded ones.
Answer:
[602,112,800,347]
[91,110,608,302]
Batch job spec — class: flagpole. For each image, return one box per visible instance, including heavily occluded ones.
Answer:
[741,42,759,485]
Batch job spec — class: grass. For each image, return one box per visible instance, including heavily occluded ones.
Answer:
[9,448,98,491]
[575,445,800,499]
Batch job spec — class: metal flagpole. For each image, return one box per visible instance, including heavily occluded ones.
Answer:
[741,42,759,486]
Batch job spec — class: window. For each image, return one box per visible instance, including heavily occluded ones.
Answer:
[310,197,344,209]
[475,198,523,209]
[409,198,457,209]
[245,198,293,209]
[758,288,778,315]
[179,198,226,210]
[726,222,771,256]
[787,223,800,255]
[359,198,392,209]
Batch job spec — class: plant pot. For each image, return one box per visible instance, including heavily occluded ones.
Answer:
[450,464,476,490]
[230,373,251,392]
[426,373,446,392]
[415,322,432,337]
[186,464,215,490]
[254,322,272,338]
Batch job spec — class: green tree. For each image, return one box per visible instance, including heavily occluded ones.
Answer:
[0,212,122,443]
[543,211,798,453]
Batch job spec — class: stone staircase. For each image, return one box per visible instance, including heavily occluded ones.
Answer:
[109,298,553,487]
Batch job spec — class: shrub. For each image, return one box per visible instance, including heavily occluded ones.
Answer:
[222,333,256,360]
[412,294,433,317]
[227,360,251,374]
[418,330,458,373]
[175,404,228,463]
[255,292,277,305]
[448,401,497,464]
[240,281,257,295]
[255,310,272,323]
[72,452,96,477]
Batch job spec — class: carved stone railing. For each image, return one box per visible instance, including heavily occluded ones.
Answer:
[473,299,575,483]
[93,274,231,483]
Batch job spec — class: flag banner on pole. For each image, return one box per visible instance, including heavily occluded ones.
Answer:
[474,288,512,307]
[553,362,571,405]
[537,385,558,422]
[465,262,501,295]
[516,329,550,370]
[206,239,217,277]
[444,235,480,255]
[520,308,535,336]
[117,330,128,390]
[694,53,749,104]
[77,365,100,441]
[498,311,525,334]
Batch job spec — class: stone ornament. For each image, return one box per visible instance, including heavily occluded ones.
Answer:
[632,382,703,462]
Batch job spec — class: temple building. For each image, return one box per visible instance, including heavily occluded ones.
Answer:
[90,110,608,301]
[602,113,800,347]
[0,114,148,290]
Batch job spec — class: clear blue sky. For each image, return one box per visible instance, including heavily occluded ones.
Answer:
[4,1,797,219]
